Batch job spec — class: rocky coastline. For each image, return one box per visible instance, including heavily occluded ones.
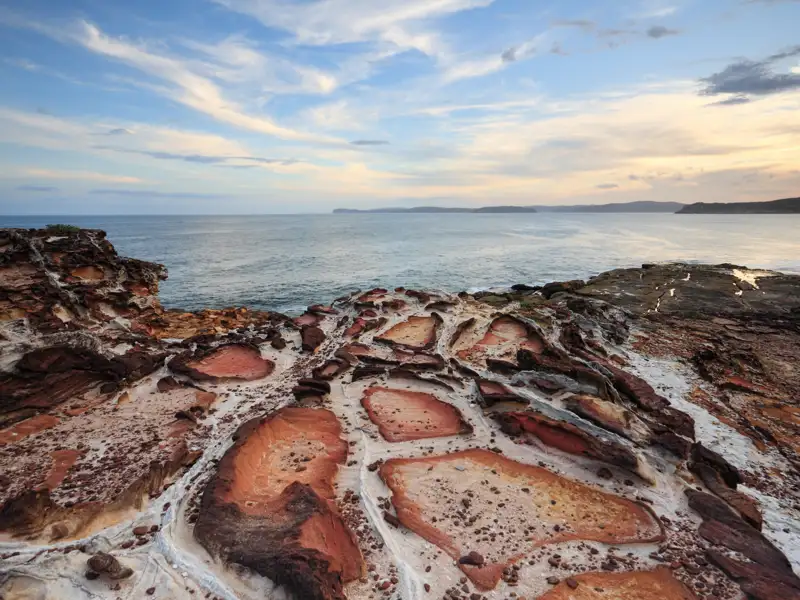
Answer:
[1,227,799,600]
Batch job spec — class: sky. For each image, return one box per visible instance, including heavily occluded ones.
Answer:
[0,0,798,214]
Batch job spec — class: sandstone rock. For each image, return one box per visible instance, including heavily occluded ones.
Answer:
[537,567,698,599]
[362,387,472,442]
[194,408,363,600]
[380,449,662,590]
[495,411,645,479]
[301,325,326,352]
[86,552,133,580]
[170,344,273,382]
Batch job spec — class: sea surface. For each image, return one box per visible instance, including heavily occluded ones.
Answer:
[3,214,800,314]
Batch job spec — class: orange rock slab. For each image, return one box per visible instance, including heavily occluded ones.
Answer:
[361,387,472,442]
[537,568,698,600]
[220,407,348,512]
[380,449,663,590]
[173,344,273,381]
[0,414,60,445]
[195,407,364,600]
[375,315,440,351]
[457,316,544,364]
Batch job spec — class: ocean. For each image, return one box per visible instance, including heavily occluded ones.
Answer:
[3,214,799,314]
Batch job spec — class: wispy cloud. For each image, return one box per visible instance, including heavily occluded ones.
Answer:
[94,145,299,166]
[0,11,340,144]
[634,0,680,19]
[90,189,225,199]
[3,57,40,71]
[214,0,494,52]
[350,140,390,146]
[22,168,143,183]
[646,25,680,38]
[16,184,58,192]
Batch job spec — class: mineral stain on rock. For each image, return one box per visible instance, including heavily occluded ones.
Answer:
[361,386,472,442]
[194,407,364,600]
[171,344,273,381]
[379,449,664,590]
[537,567,699,600]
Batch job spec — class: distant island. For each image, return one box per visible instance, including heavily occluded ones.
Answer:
[678,196,800,214]
[333,201,684,214]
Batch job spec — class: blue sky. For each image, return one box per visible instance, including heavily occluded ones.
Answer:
[0,0,798,214]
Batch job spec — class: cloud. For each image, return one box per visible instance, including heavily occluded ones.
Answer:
[499,32,550,64]
[16,185,58,192]
[707,95,752,106]
[552,19,596,32]
[0,13,339,144]
[106,128,133,135]
[646,25,680,38]
[634,0,679,18]
[350,140,390,146]
[214,0,494,52]
[596,183,619,189]
[93,145,298,166]
[3,57,40,71]
[23,168,143,183]
[90,189,225,199]
[700,46,800,99]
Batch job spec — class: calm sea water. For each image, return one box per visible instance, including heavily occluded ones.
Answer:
[3,214,799,314]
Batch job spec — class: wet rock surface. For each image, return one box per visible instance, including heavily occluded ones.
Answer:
[1,230,799,600]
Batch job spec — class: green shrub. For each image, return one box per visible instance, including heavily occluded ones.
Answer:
[46,224,81,233]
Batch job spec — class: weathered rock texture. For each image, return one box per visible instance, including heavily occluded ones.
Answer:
[380,449,664,589]
[361,386,472,442]
[1,230,798,600]
[537,567,699,600]
[194,408,363,600]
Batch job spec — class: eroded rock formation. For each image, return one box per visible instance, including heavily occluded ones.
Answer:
[194,408,363,600]
[1,230,798,600]
[380,449,664,589]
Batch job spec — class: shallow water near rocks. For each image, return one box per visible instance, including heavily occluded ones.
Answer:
[3,213,799,313]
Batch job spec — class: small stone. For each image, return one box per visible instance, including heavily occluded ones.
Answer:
[597,467,613,480]
[566,578,579,589]
[458,551,485,567]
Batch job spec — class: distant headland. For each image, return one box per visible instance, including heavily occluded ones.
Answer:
[333,205,538,214]
[333,201,684,214]
[334,197,800,215]
[677,196,800,214]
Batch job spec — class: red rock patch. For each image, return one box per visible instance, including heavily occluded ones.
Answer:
[361,387,472,442]
[375,315,440,351]
[173,344,273,381]
[0,414,60,445]
[195,407,364,600]
[456,316,544,364]
[380,449,663,590]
